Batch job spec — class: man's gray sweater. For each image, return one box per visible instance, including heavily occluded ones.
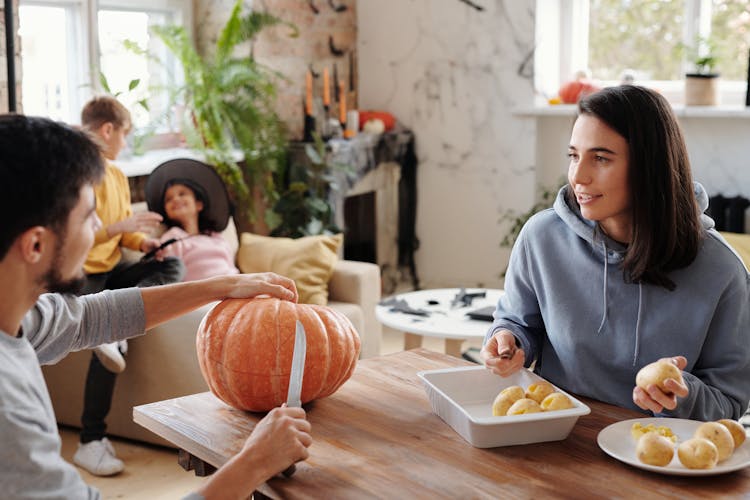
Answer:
[0,289,144,499]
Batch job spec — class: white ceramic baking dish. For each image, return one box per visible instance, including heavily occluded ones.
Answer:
[418,365,591,448]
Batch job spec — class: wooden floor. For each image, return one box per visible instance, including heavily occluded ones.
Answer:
[58,330,483,498]
[59,426,208,499]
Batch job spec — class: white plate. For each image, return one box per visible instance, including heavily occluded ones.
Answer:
[597,417,750,476]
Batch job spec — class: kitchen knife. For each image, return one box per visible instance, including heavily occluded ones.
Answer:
[286,320,306,408]
[282,320,307,477]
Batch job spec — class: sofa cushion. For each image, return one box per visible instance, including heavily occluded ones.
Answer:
[327,300,365,335]
[719,231,750,269]
[236,233,343,305]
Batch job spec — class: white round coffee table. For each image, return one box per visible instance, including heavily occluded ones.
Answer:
[376,288,503,357]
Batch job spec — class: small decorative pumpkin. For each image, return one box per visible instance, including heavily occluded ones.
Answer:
[357,110,396,131]
[196,297,361,411]
[558,76,601,104]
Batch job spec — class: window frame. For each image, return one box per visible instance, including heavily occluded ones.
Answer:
[19,0,191,135]
[534,0,743,106]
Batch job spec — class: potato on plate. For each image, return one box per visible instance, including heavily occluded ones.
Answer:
[693,421,735,462]
[677,437,719,469]
[636,432,674,467]
[718,419,746,449]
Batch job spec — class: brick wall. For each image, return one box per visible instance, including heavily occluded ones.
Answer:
[193,0,357,140]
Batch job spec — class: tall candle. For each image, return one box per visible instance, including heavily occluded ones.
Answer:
[323,67,330,107]
[305,70,313,116]
[339,80,346,125]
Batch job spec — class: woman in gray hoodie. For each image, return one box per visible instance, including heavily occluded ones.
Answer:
[482,85,750,422]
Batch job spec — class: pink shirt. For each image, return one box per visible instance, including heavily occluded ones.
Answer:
[158,226,239,282]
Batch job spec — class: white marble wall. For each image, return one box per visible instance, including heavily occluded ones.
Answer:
[529,111,750,231]
[358,0,537,289]
[680,118,750,199]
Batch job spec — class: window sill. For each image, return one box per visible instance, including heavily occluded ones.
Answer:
[117,147,244,178]
[514,104,750,119]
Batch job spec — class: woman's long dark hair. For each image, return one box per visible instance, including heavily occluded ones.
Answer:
[575,85,703,290]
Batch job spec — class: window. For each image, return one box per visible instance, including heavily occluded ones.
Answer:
[535,0,750,105]
[19,0,190,137]
[18,4,84,121]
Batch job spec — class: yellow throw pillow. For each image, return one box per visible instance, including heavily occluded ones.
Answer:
[237,233,343,305]
[719,231,750,270]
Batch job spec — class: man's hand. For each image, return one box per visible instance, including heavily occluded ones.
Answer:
[196,405,312,499]
[108,211,163,237]
[220,273,299,304]
[240,405,312,477]
[632,356,689,413]
[480,329,525,377]
[140,273,299,331]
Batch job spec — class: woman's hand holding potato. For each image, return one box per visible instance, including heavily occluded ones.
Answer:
[481,329,525,377]
[632,356,689,413]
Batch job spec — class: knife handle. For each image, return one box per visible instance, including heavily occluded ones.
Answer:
[281,464,296,477]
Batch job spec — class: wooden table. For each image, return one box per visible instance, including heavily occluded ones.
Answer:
[133,349,750,498]
[376,288,503,357]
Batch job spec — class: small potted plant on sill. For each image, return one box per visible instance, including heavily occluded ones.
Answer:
[683,36,720,106]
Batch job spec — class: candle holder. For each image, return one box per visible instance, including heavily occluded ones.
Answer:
[303,114,316,142]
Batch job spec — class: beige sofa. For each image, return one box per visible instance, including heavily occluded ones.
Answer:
[42,217,381,447]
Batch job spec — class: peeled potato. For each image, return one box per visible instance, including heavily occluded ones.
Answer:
[525,381,555,404]
[718,419,746,449]
[631,422,677,443]
[635,360,684,393]
[540,392,574,411]
[636,432,674,467]
[506,398,542,415]
[491,394,516,416]
[499,385,525,403]
[678,438,719,469]
[694,421,735,462]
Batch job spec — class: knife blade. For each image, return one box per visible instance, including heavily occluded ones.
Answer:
[282,320,306,477]
[286,320,306,408]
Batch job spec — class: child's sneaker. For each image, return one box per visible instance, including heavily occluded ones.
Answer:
[94,342,126,373]
[73,438,124,476]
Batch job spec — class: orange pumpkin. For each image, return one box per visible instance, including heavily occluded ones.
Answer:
[558,79,601,104]
[196,297,360,411]
[358,110,396,131]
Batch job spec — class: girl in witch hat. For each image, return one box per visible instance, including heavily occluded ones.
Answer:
[145,158,239,282]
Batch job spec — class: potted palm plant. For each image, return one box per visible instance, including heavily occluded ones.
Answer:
[145,0,297,233]
[683,36,720,106]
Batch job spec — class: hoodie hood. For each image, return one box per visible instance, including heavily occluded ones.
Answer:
[553,181,713,261]
[552,181,711,365]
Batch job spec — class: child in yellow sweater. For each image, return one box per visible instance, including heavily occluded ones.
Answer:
[73,96,184,476]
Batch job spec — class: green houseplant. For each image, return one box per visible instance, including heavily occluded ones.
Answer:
[682,36,720,106]
[145,0,297,232]
[271,132,351,238]
[498,178,565,277]
[97,72,155,156]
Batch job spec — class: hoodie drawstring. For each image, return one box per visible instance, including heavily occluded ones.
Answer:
[633,282,643,366]
[596,239,644,365]
[597,241,609,334]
